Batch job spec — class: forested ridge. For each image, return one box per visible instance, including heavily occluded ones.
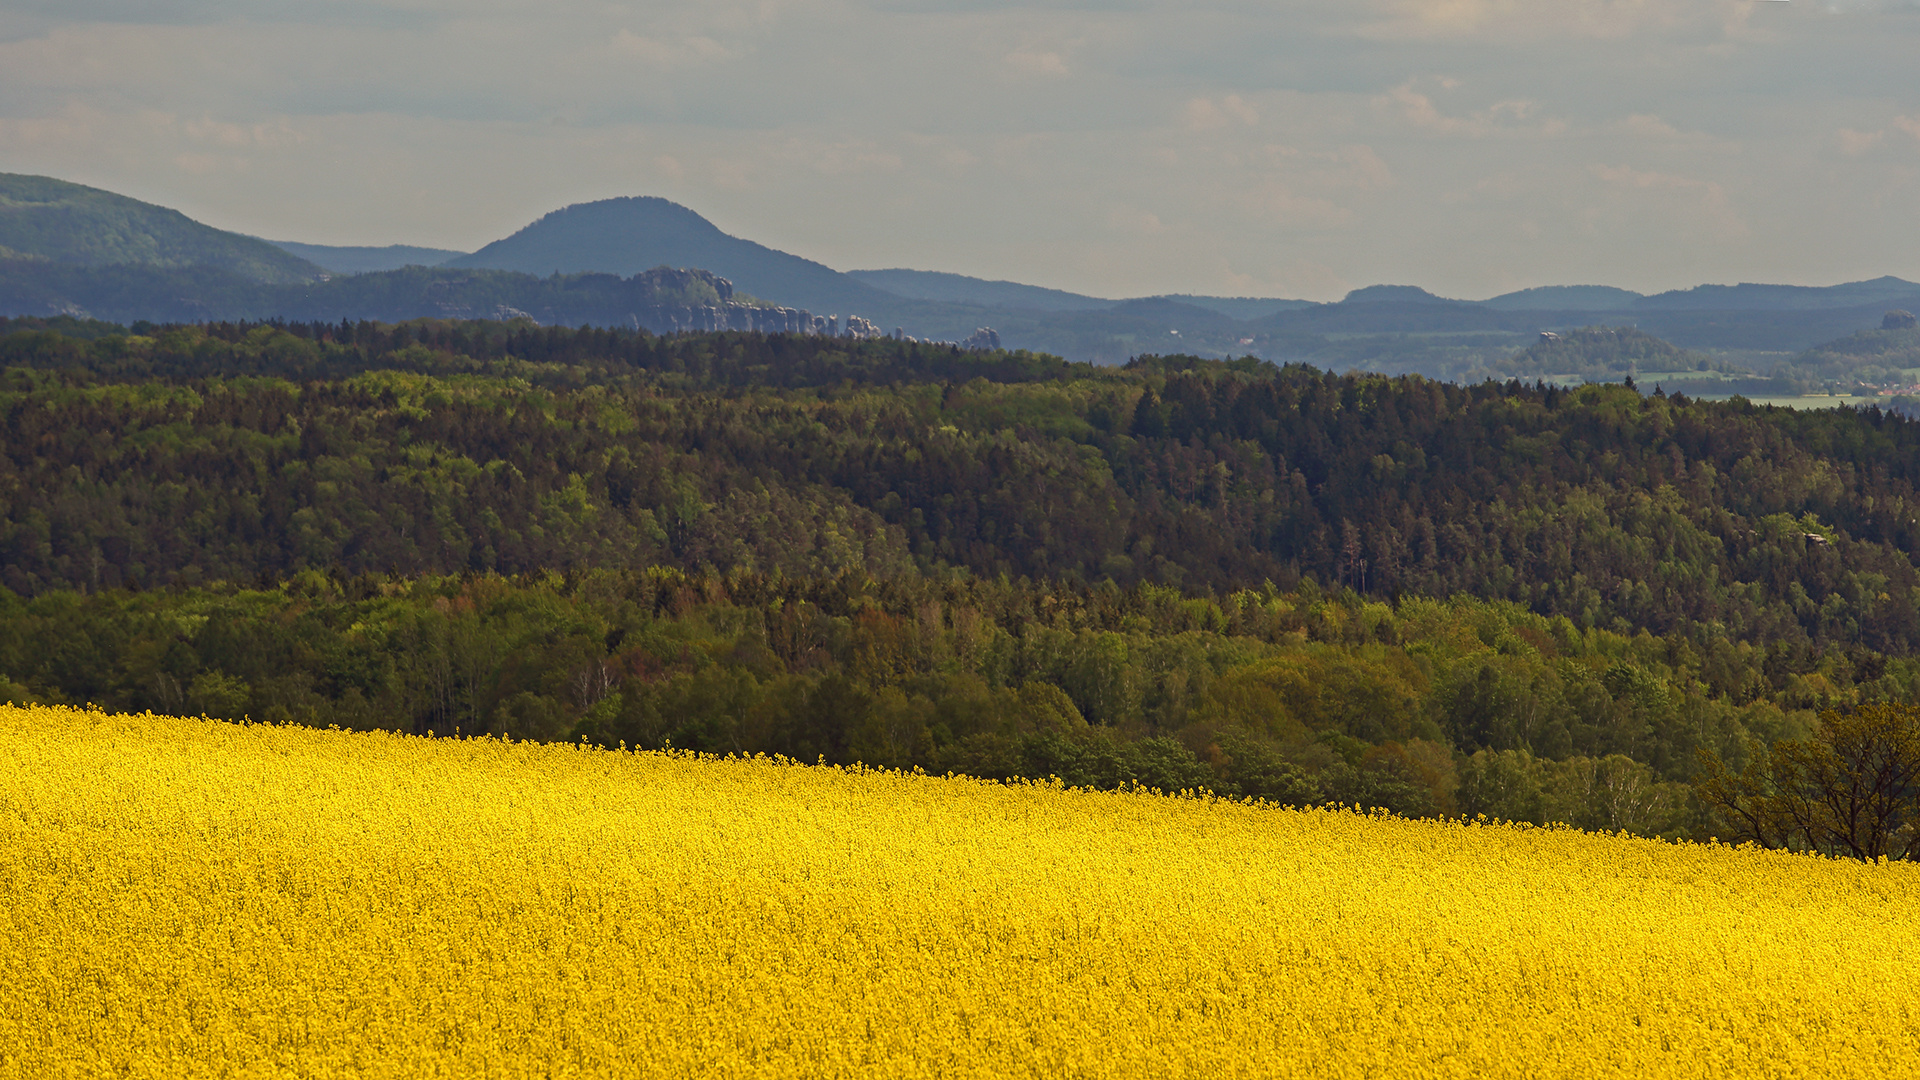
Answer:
[8,316,1920,838]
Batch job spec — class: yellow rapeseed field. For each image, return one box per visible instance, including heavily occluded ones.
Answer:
[2,704,1917,1079]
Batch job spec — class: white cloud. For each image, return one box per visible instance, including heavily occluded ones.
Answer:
[1379,82,1568,138]
[1837,128,1884,155]
[1003,48,1069,77]
[1184,94,1258,131]
[1104,206,1164,234]
[1592,162,1748,240]
[1262,143,1394,193]
[182,115,302,148]
[609,29,736,67]
[1613,114,1683,139]
[1823,0,1920,11]
[1239,183,1352,229]
[1359,0,1755,42]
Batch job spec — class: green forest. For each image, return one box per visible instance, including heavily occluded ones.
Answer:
[7,315,1920,843]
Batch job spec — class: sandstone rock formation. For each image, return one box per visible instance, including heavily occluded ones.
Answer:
[961,327,1001,351]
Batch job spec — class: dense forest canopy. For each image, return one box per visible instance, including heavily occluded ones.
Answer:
[8,316,1920,841]
[7,317,1920,647]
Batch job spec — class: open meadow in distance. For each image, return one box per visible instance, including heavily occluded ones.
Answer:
[3,703,1918,1079]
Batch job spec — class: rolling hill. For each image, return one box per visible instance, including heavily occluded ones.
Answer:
[1632,276,1920,312]
[266,240,467,275]
[446,196,900,316]
[1482,285,1644,311]
[846,268,1116,311]
[0,173,322,284]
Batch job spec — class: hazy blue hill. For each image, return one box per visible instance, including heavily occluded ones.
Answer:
[0,173,323,284]
[0,257,275,323]
[1633,276,1920,312]
[1106,296,1238,327]
[0,258,803,330]
[1483,285,1643,311]
[848,268,1115,311]
[1256,292,1512,334]
[1630,306,1908,353]
[247,265,815,331]
[1801,325,1920,361]
[1341,284,1455,305]
[1786,323,1920,385]
[1147,295,1312,321]
[846,269,1311,324]
[1502,325,1711,379]
[446,196,899,315]
[267,240,466,275]
[9,172,1920,365]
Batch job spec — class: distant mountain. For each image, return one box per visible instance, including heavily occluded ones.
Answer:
[266,241,466,275]
[7,172,1920,370]
[0,173,322,284]
[847,269,1310,323]
[848,268,1114,311]
[261,265,815,333]
[0,260,818,333]
[1484,285,1643,311]
[447,197,900,316]
[1152,295,1313,321]
[1106,296,1238,326]
[1258,288,1508,336]
[1624,307,1906,353]
[1634,276,1920,312]
[1341,284,1455,305]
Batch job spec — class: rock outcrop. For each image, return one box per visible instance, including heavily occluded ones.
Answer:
[961,327,1001,352]
[640,303,814,335]
[843,315,885,340]
[620,266,812,334]
[1885,310,1918,331]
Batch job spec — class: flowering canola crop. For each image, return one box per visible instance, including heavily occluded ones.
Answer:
[3,704,1917,1079]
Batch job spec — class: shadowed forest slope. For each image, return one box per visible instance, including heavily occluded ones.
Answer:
[5,318,1920,653]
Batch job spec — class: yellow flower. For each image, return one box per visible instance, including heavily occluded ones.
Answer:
[1,703,1916,1079]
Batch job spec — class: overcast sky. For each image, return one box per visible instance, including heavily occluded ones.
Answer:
[1,1,1917,300]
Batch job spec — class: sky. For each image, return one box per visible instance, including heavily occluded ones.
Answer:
[0,1,1917,302]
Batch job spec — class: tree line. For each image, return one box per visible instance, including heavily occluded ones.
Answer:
[6,567,1898,840]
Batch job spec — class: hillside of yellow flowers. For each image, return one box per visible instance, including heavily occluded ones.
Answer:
[4,703,1917,1079]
